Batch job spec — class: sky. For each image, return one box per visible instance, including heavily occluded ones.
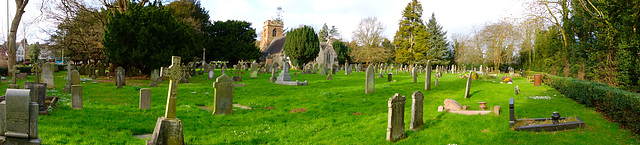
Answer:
[1,0,528,44]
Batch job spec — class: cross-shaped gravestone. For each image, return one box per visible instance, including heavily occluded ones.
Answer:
[10,65,20,85]
[160,56,183,119]
[31,62,42,83]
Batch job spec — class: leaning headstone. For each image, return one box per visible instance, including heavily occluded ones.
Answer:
[425,60,431,90]
[443,99,463,111]
[148,56,184,145]
[71,70,81,85]
[410,91,424,130]
[464,72,472,98]
[23,82,47,112]
[41,63,55,89]
[72,85,83,109]
[0,89,41,144]
[213,74,234,115]
[365,65,375,94]
[140,88,151,110]
[386,93,406,142]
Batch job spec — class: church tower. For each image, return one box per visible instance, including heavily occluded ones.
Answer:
[259,20,284,52]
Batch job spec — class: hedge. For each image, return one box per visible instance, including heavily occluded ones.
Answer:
[544,75,640,135]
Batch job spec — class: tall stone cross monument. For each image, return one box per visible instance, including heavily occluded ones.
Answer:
[148,56,184,145]
[9,65,20,89]
[31,62,42,83]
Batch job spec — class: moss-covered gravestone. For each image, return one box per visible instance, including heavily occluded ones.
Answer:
[213,74,234,115]
[386,93,406,142]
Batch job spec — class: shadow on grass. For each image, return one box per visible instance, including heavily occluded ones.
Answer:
[405,112,446,137]
[469,90,483,97]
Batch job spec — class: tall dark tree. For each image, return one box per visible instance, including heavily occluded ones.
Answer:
[207,20,261,64]
[284,25,320,69]
[424,13,450,65]
[167,0,212,62]
[103,1,197,74]
[393,0,428,64]
[332,41,350,64]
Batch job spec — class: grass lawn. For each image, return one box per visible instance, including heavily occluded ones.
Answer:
[2,68,638,144]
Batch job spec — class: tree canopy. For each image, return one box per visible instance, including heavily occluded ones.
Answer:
[207,20,261,63]
[393,0,428,64]
[103,1,197,73]
[284,25,320,69]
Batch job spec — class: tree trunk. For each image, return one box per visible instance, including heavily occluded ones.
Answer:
[8,0,29,73]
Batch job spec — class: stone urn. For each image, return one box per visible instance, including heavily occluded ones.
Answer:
[552,112,561,124]
[478,102,487,110]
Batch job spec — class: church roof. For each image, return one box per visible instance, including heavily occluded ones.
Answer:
[263,36,286,54]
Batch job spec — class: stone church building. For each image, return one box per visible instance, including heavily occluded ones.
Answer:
[259,20,337,69]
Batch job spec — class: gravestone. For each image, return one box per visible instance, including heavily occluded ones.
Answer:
[149,69,159,87]
[435,77,439,86]
[72,85,83,109]
[9,65,20,89]
[148,56,185,145]
[250,63,258,78]
[98,63,106,76]
[41,63,55,89]
[443,99,463,111]
[378,68,384,78]
[116,67,126,89]
[327,71,333,80]
[140,88,151,110]
[213,74,234,115]
[232,76,242,82]
[425,60,431,90]
[71,70,81,85]
[464,72,472,98]
[0,89,41,144]
[31,62,42,83]
[208,69,215,80]
[410,91,424,130]
[386,93,406,142]
[365,65,375,94]
[412,67,417,83]
[269,62,278,82]
[23,82,47,112]
[221,65,227,74]
[388,73,393,82]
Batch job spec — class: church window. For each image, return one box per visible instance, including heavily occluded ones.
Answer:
[272,28,277,37]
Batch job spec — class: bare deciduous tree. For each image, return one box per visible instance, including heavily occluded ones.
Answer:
[352,17,385,48]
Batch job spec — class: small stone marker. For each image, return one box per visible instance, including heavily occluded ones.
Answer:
[213,74,235,115]
[464,72,472,98]
[232,76,242,82]
[425,60,431,90]
[208,69,215,80]
[72,85,83,109]
[443,99,463,111]
[386,93,406,142]
[365,65,375,94]
[24,82,47,112]
[41,63,56,89]
[1,89,41,144]
[140,88,151,110]
[410,91,424,130]
[387,73,393,82]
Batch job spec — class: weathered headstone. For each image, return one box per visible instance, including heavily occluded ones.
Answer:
[71,70,81,85]
[365,65,375,94]
[250,63,258,78]
[116,67,126,89]
[212,74,234,115]
[41,63,55,89]
[443,99,463,111]
[148,56,185,145]
[23,82,47,112]
[412,67,417,83]
[140,88,151,110]
[425,60,431,90]
[378,68,384,78]
[208,69,215,80]
[410,91,424,130]
[72,85,83,109]
[221,65,227,74]
[464,72,472,98]
[386,93,406,142]
[0,89,41,144]
[98,63,106,76]
[149,69,159,87]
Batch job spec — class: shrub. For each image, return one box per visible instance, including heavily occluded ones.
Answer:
[17,66,33,74]
[0,67,7,76]
[545,75,640,135]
